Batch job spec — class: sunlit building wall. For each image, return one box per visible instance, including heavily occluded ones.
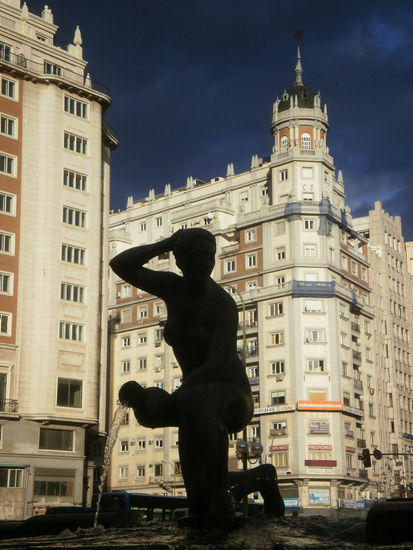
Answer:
[0,0,117,519]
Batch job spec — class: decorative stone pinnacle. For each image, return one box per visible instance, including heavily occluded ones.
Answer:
[295,45,303,85]
[74,25,82,46]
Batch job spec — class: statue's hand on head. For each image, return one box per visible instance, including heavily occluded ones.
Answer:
[118,381,144,409]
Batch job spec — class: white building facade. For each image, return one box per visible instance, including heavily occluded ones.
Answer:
[108,49,380,509]
[0,0,117,519]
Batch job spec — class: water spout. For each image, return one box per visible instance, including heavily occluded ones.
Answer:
[93,404,128,529]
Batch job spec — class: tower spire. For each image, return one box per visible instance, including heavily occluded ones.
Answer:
[293,28,304,86]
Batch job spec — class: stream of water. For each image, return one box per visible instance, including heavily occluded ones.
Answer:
[93,404,128,529]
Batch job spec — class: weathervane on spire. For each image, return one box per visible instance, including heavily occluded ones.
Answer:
[293,28,304,85]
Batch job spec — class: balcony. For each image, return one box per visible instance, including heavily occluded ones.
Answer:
[351,322,360,333]
[0,399,18,413]
[345,430,354,439]
[270,428,287,437]
[248,377,259,386]
[359,469,368,479]
[0,49,110,98]
[357,438,366,448]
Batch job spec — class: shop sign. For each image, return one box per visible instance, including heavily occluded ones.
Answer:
[308,421,329,434]
[345,446,356,453]
[270,445,289,452]
[283,498,300,508]
[309,489,330,505]
[298,401,342,411]
[342,405,364,417]
[308,444,332,451]
[254,404,295,415]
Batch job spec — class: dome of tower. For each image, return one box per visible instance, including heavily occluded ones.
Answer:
[277,83,315,112]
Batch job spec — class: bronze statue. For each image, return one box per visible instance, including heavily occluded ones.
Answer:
[111,228,283,527]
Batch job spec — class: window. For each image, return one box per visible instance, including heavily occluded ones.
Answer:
[140,221,147,231]
[0,43,11,61]
[305,329,324,343]
[273,421,287,431]
[44,61,62,75]
[0,232,13,254]
[155,216,162,227]
[138,306,148,319]
[63,169,87,191]
[0,313,11,336]
[279,169,288,181]
[121,361,130,374]
[39,428,73,451]
[0,114,16,137]
[301,133,311,150]
[269,301,283,316]
[342,362,349,377]
[138,357,147,371]
[154,464,163,477]
[369,403,375,417]
[304,244,317,257]
[306,359,325,372]
[120,440,129,453]
[246,254,257,268]
[121,336,130,348]
[138,333,147,345]
[240,191,249,202]
[121,411,129,426]
[361,266,368,282]
[246,281,257,291]
[59,321,83,342]
[173,377,182,390]
[304,300,322,313]
[154,381,164,389]
[0,152,15,175]
[351,261,358,276]
[0,468,23,488]
[57,378,82,408]
[60,283,85,303]
[137,439,146,450]
[303,219,315,230]
[276,275,285,287]
[303,192,313,201]
[280,136,289,152]
[0,272,11,294]
[61,244,85,265]
[1,77,16,99]
[271,391,286,405]
[63,206,86,228]
[246,229,256,242]
[64,95,88,118]
[270,332,284,346]
[64,132,87,155]
[343,391,350,406]
[154,302,164,316]
[340,332,348,347]
[225,259,236,273]
[275,247,286,261]
[119,466,128,480]
[34,478,73,497]
[270,361,285,375]
[136,467,145,478]
[154,438,163,449]
[0,192,14,215]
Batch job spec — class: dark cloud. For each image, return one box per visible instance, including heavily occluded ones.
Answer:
[34,0,413,239]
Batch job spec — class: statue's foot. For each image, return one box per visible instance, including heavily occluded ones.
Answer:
[118,381,145,409]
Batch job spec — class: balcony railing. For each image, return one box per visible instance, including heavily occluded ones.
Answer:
[351,322,360,333]
[352,350,362,361]
[353,379,363,391]
[359,469,368,479]
[0,399,18,413]
[357,438,366,448]
[345,430,354,438]
[270,428,287,437]
[0,50,110,97]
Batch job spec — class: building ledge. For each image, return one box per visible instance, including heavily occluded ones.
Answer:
[21,414,98,426]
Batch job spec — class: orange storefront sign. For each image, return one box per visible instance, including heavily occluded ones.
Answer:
[297,401,343,411]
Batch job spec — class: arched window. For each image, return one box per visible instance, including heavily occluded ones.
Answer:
[301,133,311,150]
[280,136,289,153]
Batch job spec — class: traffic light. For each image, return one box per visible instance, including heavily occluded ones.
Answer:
[362,448,371,468]
[373,449,382,460]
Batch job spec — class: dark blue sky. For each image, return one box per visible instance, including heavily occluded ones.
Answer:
[36,1,413,240]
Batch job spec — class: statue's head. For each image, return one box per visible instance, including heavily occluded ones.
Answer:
[173,228,216,279]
